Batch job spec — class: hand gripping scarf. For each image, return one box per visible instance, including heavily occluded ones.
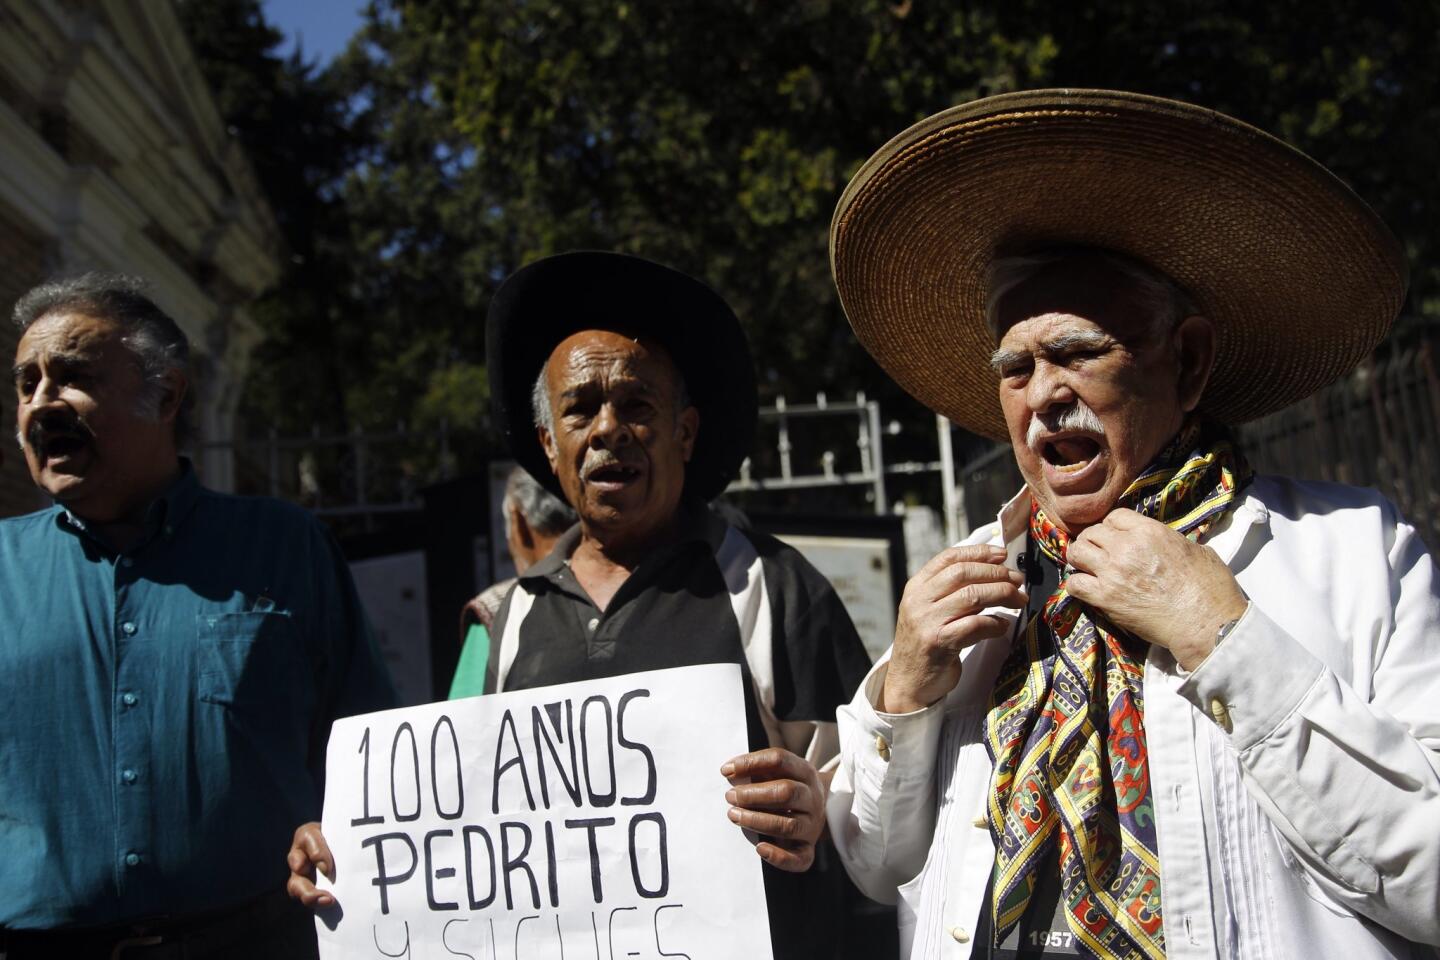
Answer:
[983,421,1252,959]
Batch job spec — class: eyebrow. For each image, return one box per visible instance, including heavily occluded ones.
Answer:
[11,349,93,382]
[989,330,1114,373]
[988,348,1025,373]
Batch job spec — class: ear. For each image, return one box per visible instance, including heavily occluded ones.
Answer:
[156,368,188,423]
[676,405,699,463]
[539,425,560,475]
[509,501,536,549]
[1172,314,1217,414]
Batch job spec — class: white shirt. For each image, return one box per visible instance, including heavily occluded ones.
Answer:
[827,476,1440,959]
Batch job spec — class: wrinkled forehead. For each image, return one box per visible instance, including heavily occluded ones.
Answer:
[15,310,126,365]
[991,255,1155,345]
[544,328,681,393]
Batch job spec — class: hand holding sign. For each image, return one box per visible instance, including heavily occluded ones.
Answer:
[721,749,827,872]
[287,822,335,908]
[305,664,773,960]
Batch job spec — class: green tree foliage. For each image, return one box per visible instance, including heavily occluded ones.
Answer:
[411,0,1056,416]
[183,0,1439,484]
[181,0,493,448]
[180,0,380,439]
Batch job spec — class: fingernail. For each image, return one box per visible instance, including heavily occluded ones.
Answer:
[727,807,741,823]
[720,762,735,777]
[725,789,737,804]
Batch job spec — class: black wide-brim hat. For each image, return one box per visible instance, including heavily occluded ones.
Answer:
[487,251,758,502]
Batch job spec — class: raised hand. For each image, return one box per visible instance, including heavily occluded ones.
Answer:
[881,544,1027,713]
[1066,509,1247,670]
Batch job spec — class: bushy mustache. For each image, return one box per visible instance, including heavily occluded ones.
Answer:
[16,411,94,452]
[1025,401,1105,452]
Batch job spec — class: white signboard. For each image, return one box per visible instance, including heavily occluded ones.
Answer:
[777,534,897,662]
[315,663,773,960]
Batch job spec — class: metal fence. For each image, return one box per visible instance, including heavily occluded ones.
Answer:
[725,393,955,521]
[207,422,461,522]
[955,336,1440,550]
[208,395,955,526]
[1236,337,1440,549]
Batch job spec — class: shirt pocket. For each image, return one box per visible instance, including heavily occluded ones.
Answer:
[197,610,304,708]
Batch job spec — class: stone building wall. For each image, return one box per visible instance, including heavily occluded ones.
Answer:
[0,201,51,515]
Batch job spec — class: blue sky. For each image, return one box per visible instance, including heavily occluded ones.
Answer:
[262,0,367,66]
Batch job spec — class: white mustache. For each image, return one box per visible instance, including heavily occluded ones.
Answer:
[1026,402,1105,451]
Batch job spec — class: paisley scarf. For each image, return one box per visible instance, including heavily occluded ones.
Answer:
[984,421,1252,959]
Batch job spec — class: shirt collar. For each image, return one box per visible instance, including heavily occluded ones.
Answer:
[992,486,1031,573]
[996,486,1031,545]
[55,458,201,545]
[1199,483,1270,565]
[521,498,724,581]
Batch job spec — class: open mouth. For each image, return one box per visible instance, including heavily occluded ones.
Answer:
[585,462,641,485]
[38,434,88,461]
[29,423,91,463]
[43,434,86,457]
[1041,435,1102,475]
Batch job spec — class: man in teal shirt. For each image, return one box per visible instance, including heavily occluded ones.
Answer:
[0,274,395,958]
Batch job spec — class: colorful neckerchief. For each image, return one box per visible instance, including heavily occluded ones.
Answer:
[984,421,1252,960]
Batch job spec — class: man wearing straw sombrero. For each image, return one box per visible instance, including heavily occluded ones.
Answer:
[825,90,1440,960]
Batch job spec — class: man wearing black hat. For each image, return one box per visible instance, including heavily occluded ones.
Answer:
[289,252,874,958]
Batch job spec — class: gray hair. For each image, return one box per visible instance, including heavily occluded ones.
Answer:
[984,247,1199,341]
[530,357,692,435]
[503,466,576,537]
[13,273,195,446]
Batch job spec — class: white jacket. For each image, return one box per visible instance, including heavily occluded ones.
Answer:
[827,476,1440,959]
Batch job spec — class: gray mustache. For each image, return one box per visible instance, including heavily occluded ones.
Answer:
[1025,402,1105,451]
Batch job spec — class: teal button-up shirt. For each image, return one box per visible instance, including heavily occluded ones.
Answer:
[0,464,397,929]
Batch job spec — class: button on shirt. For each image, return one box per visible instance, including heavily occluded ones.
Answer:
[0,464,397,929]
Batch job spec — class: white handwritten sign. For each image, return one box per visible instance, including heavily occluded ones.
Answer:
[315,663,773,960]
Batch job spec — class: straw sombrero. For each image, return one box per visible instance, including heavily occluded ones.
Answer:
[830,88,1408,441]
[487,251,757,502]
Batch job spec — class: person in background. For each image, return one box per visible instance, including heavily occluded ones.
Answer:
[0,274,396,959]
[447,464,575,698]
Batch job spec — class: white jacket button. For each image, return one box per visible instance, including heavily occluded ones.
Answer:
[949,926,970,943]
[875,734,891,761]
